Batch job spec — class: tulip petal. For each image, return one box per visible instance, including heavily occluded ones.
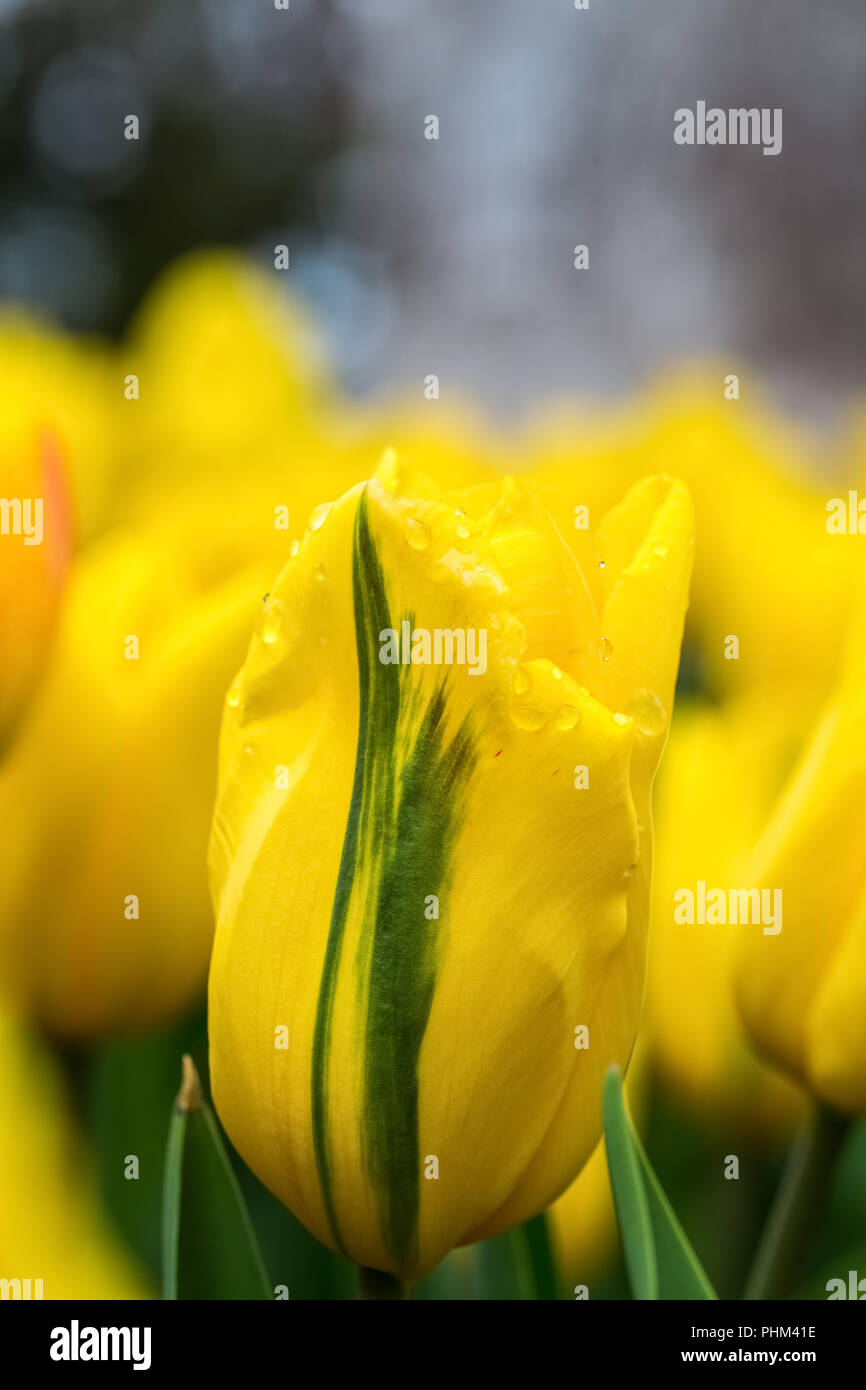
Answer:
[209,460,694,1278]
[735,686,866,1086]
[808,882,866,1112]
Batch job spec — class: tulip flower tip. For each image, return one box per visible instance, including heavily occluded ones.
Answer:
[175,1054,203,1114]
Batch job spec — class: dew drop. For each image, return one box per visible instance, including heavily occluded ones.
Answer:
[554,704,581,731]
[226,678,243,710]
[308,502,332,532]
[511,704,547,731]
[514,667,531,696]
[600,636,613,660]
[455,522,471,540]
[626,689,667,736]
[406,518,429,551]
[598,559,606,570]
[290,539,300,559]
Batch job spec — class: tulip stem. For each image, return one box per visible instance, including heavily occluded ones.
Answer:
[743,1101,849,1301]
[357,1267,410,1300]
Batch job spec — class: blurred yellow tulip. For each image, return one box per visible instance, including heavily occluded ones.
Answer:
[209,456,694,1279]
[0,999,147,1298]
[646,689,807,1132]
[111,251,333,518]
[531,373,854,698]
[0,497,267,1037]
[735,567,866,1112]
[109,250,499,534]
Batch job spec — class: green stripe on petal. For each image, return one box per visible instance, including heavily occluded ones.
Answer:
[310,488,397,1255]
[311,490,477,1269]
[362,678,476,1266]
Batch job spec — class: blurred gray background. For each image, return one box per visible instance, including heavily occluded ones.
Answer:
[0,0,863,425]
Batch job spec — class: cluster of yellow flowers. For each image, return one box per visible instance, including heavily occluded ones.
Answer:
[1,251,864,1292]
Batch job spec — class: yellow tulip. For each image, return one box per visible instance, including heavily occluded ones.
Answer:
[646,689,807,1131]
[0,998,148,1298]
[209,455,694,1280]
[0,497,266,1037]
[111,250,497,531]
[110,252,332,508]
[530,373,853,698]
[735,569,866,1112]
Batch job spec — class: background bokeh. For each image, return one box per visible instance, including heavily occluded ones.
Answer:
[1,0,865,1302]
[1,0,865,419]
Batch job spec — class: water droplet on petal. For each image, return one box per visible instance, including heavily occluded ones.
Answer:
[226,677,243,710]
[511,704,547,731]
[600,636,613,660]
[514,667,531,696]
[456,522,471,540]
[290,539,300,559]
[598,559,606,570]
[308,502,332,532]
[406,518,429,551]
[626,689,667,736]
[613,711,631,727]
[555,704,581,731]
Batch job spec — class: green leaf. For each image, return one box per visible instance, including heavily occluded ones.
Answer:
[603,1066,658,1299]
[634,1137,718,1300]
[162,1055,272,1300]
[87,1008,208,1282]
[603,1065,717,1300]
[523,1212,560,1300]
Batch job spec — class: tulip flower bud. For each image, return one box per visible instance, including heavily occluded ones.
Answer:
[531,379,853,699]
[209,456,694,1279]
[735,573,866,1113]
